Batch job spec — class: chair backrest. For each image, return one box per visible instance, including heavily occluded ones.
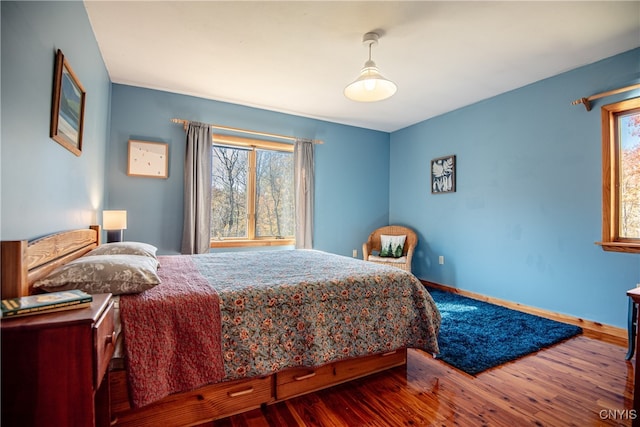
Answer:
[366,225,417,255]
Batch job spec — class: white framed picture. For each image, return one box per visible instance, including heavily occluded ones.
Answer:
[127,140,169,178]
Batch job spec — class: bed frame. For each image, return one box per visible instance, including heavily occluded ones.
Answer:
[1,225,101,298]
[1,226,408,426]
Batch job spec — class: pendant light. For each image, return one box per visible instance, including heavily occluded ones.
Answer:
[344,32,397,102]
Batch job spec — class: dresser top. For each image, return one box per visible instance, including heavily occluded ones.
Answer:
[1,293,111,330]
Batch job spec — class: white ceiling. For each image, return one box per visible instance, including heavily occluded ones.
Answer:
[84,1,640,133]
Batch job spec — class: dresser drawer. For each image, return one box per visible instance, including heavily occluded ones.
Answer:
[276,362,336,400]
[333,348,406,382]
[94,300,116,389]
[111,375,274,426]
[217,376,273,415]
[276,349,407,401]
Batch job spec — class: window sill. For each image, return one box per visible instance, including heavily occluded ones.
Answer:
[596,242,640,254]
[210,239,295,248]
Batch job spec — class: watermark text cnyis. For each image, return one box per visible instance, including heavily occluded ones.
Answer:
[599,409,637,420]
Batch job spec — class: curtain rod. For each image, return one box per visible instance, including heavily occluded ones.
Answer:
[571,83,640,111]
[170,118,323,144]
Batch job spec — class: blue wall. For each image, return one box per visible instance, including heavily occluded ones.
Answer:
[1,1,111,240]
[2,0,637,330]
[390,48,640,328]
[106,84,390,255]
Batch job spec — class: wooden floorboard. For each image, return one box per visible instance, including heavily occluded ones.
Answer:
[212,335,635,426]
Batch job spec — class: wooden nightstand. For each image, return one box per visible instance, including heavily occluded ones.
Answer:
[1,293,115,427]
[628,288,640,427]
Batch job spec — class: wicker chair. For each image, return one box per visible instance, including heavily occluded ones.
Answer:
[362,225,417,273]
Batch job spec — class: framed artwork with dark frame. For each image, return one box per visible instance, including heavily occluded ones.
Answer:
[127,140,169,178]
[50,49,86,156]
[431,155,456,194]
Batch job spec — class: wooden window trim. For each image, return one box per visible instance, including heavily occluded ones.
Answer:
[210,135,295,248]
[210,238,295,248]
[213,134,294,153]
[596,97,640,254]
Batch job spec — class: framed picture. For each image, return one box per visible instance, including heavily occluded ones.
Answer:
[127,140,169,178]
[431,155,456,194]
[50,49,86,156]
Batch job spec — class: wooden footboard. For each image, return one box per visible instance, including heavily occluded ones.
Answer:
[110,349,407,426]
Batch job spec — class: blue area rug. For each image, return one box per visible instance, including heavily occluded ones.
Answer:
[428,288,582,375]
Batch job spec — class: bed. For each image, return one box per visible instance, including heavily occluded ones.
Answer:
[1,226,441,426]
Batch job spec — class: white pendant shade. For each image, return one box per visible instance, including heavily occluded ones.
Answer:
[344,32,397,102]
[344,60,397,102]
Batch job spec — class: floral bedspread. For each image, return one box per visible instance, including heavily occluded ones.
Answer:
[189,249,441,381]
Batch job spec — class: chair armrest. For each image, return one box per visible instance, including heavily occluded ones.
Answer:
[405,244,415,263]
[362,242,370,260]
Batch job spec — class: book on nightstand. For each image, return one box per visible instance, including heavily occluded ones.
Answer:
[1,289,93,319]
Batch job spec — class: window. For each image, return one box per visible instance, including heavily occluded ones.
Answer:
[210,135,295,247]
[599,97,640,253]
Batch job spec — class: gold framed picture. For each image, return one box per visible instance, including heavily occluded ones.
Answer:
[50,49,86,156]
[127,140,169,178]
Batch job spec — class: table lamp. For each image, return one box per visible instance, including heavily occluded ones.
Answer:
[103,210,127,243]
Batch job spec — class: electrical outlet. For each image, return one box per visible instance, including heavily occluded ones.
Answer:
[353,249,358,258]
[438,256,444,265]
[636,283,640,288]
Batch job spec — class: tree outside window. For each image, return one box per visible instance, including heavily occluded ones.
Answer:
[211,146,248,239]
[599,97,640,253]
[210,136,295,248]
[255,149,294,238]
[619,112,640,239]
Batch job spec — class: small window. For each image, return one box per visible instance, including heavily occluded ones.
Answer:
[210,135,295,248]
[599,97,640,253]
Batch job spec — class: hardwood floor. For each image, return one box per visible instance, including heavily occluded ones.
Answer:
[214,335,635,426]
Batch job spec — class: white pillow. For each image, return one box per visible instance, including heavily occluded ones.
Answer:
[34,254,160,295]
[379,235,406,258]
[86,241,158,260]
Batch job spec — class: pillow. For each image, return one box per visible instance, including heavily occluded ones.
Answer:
[379,234,406,258]
[86,241,158,260]
[33,254,160,295]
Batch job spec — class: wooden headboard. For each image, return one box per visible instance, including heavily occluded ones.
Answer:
[1,225,101,298]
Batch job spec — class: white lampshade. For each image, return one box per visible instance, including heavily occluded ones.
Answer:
[103,210,127,230]
[344,60,397,102]
[344,32,397,103]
